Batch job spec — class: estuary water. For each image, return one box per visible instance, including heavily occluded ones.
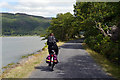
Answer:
[0,36,47,71]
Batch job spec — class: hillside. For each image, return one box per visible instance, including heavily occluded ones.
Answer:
[1,13,51,36]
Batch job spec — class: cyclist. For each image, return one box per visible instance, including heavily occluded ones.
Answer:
[47,33,59,70]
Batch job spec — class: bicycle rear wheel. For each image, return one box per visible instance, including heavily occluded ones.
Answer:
[50,55,55,71]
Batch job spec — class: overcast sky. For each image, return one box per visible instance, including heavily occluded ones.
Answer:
[0,0,76,17]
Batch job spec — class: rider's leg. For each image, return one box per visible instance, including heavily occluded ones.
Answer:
[51,63,55,70]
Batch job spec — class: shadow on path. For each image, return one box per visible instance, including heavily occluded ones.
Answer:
[66,38,84,43]
[60,43,84,49]
[60,39,85,49]
[35,66,52,72]
[55,55,113,79]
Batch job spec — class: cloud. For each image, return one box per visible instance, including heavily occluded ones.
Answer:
[0,0,76,17]
[0,2,9,8]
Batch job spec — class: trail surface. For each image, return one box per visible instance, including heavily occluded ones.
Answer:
[29,39,113,79]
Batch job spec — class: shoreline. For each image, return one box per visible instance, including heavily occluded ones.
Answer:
[1,41,47,71]
[1,49,43,71]
[0,36,46,73]
[0,35,41,37]
[0,42,64,78]
[0,45,48,78]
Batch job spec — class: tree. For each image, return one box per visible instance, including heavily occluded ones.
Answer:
[48,12,75,41]
[74,2,120,64]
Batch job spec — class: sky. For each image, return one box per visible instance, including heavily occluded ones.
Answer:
[0,0,76,17]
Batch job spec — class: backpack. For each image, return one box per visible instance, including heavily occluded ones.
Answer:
[47,36,57,46]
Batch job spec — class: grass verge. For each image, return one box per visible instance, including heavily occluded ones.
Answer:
[82,43,120,80]
[0,42,64,79]
[1,50,48,78]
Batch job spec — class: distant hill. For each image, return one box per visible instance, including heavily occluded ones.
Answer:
[1,13,51,36]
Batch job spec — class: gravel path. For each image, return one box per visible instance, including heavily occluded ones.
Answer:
[29,39,114,79]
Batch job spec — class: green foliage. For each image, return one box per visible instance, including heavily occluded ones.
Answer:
[74,2,120,64]
[48,12,80,41]
[2,13,51,36]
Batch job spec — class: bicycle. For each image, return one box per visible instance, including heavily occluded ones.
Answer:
[46,49,58,71]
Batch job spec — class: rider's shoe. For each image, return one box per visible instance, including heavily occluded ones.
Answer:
[48,63,51,66]
[51,68,54,71]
